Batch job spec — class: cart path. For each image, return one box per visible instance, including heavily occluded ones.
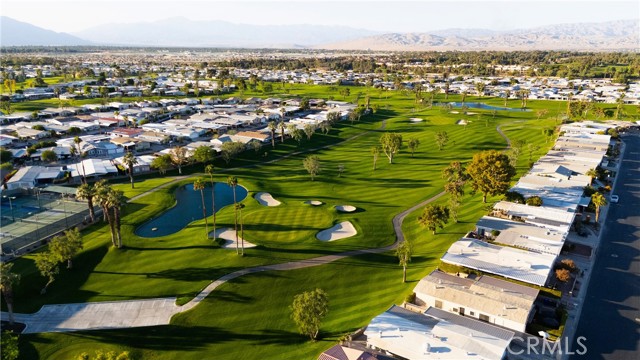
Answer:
[1,189,444,334]
[1,122,504,334]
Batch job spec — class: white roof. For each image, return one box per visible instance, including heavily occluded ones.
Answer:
[493,201,576,231]
[69,159,118,177]
[441,239,555,286]
[365,305,511,360]
[476,216,566,256]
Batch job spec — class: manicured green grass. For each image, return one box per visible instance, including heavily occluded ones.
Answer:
[12,88,615,359]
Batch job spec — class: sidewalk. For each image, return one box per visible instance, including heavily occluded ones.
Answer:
[558,137,626,359]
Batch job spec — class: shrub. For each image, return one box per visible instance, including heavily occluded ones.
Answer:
[526,196,543,206]
[555,269,571,282]
[504,191,525,204]
[490,230,501,238]
[559,259,577,272]
[404,292,416,304]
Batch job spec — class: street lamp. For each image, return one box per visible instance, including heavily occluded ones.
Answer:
[3,196,16,222]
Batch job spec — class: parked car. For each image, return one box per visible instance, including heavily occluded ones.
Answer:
[610,194,619,203]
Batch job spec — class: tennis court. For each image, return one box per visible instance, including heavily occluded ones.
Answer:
[1,188,96,258]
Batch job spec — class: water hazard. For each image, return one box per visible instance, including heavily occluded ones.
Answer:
[135,183,247,237]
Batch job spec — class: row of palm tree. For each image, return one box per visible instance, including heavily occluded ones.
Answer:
[75,180,126,248]
[192,170,245,255]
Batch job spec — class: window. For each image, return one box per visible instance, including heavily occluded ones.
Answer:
[435,300,443,309]
[479,314,490,322]
[470,311,475,316]
[452,308,458,312]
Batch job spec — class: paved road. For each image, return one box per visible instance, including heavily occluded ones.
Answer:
[570,133,640,359]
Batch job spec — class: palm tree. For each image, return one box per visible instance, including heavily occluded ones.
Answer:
[236,203,245,255]
[94,179,111,222]
[504,89,511,107]
[585,168,598,185]
[227,176,239,254]
[107,188,127,248]
[592,192,607,223]
[278,120,286,143]
[74,136,86,184]
[205,164,217,239]
[267,121,277,148]
[193,178,209,238]
[615,93,626,119]
[123,151,138,189]
[76,183,96,222]
[0,262,20,325]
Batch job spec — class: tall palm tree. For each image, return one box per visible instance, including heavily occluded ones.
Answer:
[193,178,209,238]
[591,192,607,223]
[76,183,96,222]
[0,262,20,325]
[205,164,217,239]
[236,203,245,255]
[74,136,86,184]
[107,188,127,248]
[226,176,239,254]
[94,181,116,246]
[504,89,511,107]
[278,120,286,143]
[123,151,138,189]
[267,121,277,148]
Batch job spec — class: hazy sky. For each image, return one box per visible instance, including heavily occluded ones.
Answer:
[3,0,638,33]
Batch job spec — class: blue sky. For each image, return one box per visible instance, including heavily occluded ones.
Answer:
[3,0,638,33]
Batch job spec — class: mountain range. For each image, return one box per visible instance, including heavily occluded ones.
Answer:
[320,20,639,51]
[0,16,91,46]
[1,16,638,51]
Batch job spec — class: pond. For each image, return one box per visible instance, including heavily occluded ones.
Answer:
[135,183,248,238]
[437,102,530,112]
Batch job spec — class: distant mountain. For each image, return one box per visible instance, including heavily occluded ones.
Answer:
[72,17,379,48]
[0,16,91,46]
[319,19,640,51]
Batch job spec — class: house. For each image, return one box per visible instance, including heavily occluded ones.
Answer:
[113,154,152,173]
[317,345,377,360]
[109,137,151,152]
[15,127,49,140]
[137,131,169,144]
[0,134,17,147]
[364,305,514,360]
[5,166,64,190]
[233,131,270,144]
[413,270,538,332]
[210,134,235,148]
[69,159,119,179]
[110,128,145,138]
[441,238,556,287]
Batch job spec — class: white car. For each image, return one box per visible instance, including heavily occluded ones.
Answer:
[610,195,619,203]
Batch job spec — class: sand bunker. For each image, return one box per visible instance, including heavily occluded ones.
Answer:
[450,111,459,114]
[211,228,257,249]
[304,200,323,206]
[316,221,357,241]
[467,112,478,115]
[335,205,356,213]
[456,119,468,125]
[255,192,281,206]
[409,118,424,123]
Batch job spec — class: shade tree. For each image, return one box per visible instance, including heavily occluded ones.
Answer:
[290,288,329,340]
[380,133,403,164]
[466,150,516,203]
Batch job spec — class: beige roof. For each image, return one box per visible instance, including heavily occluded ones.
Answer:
[414,270,538,324]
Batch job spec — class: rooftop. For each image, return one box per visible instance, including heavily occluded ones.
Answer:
[364,305,513,360]
[441,238,555,287]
